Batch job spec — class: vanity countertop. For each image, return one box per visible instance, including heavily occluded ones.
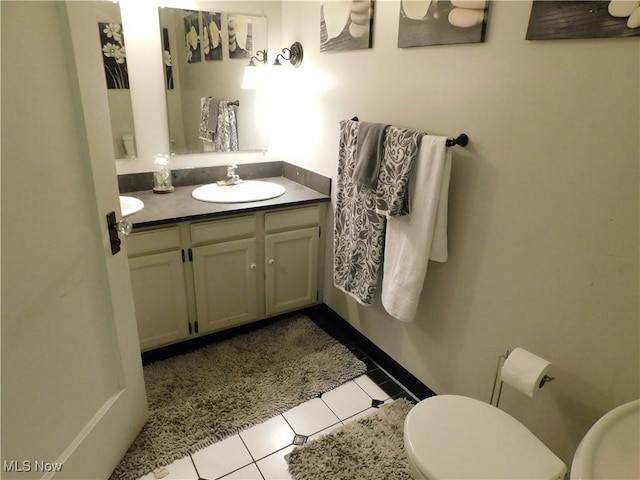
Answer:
[126,176,330,229]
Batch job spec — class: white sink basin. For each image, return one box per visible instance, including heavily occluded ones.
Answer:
[192,180,286,203]
[571,399,639,479]
[119,196,144,217]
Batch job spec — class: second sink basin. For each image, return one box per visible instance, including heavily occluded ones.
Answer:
[192,180,286,203]
[120,196,144,217]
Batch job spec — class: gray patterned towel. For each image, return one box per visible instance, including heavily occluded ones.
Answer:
[333,119,386,305]
[375,127,423,217]
[198,97,215,142]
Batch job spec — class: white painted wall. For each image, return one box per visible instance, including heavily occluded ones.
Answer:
[279,0,639,467]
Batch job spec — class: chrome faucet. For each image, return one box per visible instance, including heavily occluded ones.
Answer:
[220,164,242,185]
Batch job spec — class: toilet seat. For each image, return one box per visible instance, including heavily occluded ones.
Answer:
[404,395,566,480]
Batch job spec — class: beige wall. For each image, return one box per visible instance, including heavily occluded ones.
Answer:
[278,0,639,467]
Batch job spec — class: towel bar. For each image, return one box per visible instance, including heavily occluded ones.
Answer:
[445,133,468,147]
[209,97,240,107]
[348,117,468,147]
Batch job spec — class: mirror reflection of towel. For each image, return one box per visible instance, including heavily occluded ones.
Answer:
[207,98,219,134]
[198,97,215,142]
[213,101,239,152]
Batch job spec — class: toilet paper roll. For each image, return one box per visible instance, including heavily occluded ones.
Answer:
[501,347,552,397]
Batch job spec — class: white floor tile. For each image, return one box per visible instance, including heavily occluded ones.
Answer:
[354,374,391,401]
[321,380,373,420]
[343,398,396,425]
[307,422,344,442]
[137,456,198,480]
[219,462,263,480]
[240,415,295,461]
[191,435,253,480]
[256,445,295,480]
[282,397,340,436]
[343,406,378,424]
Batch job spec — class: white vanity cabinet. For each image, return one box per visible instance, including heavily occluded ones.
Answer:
[264,207,320,315]
[190,215,259,334]
[126,203,326,351]
[126,226,190,351]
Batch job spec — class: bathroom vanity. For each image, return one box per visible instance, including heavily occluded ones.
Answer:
[123,176,329,351]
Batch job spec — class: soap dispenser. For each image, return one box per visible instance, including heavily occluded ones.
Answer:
[153,153,175,193]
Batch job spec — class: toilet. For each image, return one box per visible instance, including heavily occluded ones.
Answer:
[404,395,567,480]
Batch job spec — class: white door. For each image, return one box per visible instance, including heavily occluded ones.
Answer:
[1,3,147,479]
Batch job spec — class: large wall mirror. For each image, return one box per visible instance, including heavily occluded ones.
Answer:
[158,7,268,154]
[92,1,137,160]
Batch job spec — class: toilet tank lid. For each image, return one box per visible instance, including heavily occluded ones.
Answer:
[404,395,566,480]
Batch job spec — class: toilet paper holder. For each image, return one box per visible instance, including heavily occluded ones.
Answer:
[490,349,555,408]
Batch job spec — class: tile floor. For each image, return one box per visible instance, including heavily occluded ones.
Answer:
[137,319,418,480]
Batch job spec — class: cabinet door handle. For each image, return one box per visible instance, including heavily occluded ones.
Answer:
[268,259,275,265]
[250,263,257,270]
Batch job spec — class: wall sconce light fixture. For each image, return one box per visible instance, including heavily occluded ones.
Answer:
[272,42,304,68]
[241,42,304,90]
[241,49,268,90]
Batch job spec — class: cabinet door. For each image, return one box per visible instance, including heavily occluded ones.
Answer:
[128,251,190,350]
[192,238,258,333]
[265,227,319,315]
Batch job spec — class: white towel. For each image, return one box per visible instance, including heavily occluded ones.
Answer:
[381,135,452,322]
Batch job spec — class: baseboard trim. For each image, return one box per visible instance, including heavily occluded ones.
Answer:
[303,304,436,401]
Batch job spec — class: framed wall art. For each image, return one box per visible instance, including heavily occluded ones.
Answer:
[203,12,222,60]
[228,14,253,58]
[161,28,174,89]
[398,0,489,48]
[184,10,201,63]
[320,1,374,52]
[99,22,129,89]
[526,1,640,40]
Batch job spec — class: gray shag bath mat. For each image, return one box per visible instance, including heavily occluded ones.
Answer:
[287,399,414,480]
[111,313,366,480]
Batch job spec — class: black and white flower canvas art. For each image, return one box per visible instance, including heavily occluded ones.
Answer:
[99,22,129,89]
[203,12,222,60]
[397,0,489,47]
[320,1,374,52]
[161,28,174,90]
[184,10,201,63]
[526,1,640,40]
